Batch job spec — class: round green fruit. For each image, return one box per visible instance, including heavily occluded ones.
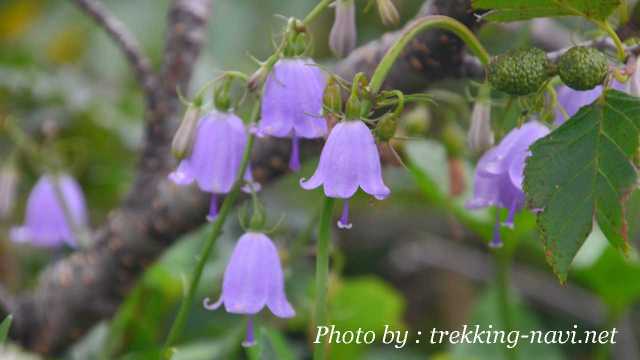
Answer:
[487,48,552,96]
[558,46,608,91]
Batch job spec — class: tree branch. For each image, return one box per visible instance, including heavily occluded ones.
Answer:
[70,0,157,100]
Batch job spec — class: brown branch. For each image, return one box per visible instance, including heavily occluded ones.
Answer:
[70,0,157,100]
[5,0,482,355]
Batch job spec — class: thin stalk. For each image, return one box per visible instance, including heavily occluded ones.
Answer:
[303,0,333,26]
[51,175,91,248]
[162,103,260,359]
[495,252,517,360]
[597,20,626,61]
[312,197,335,360]
[369,15,491,94]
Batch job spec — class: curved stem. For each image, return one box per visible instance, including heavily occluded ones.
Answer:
[495,253,517,360]
[313,197,335,360]
[598,20,626,61]
[369,15,491,94]
[162,102,260,358]
[303,0,333,26]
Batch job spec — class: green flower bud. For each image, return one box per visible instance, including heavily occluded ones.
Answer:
[374,113,398,142]
[171,105,200,160]
[558,46,608,91]
[377,0,399,26]
[345,94,362,119]
[323,76,343,115]
[487,48,553,96]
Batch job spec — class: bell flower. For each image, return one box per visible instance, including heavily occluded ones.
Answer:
[11,174,88,248]
[255,58,327,171]
[204,231,294,347]
[466,121,549,247]
[329,0,357,58]
[169,110,258,221]
[300,119,390,229]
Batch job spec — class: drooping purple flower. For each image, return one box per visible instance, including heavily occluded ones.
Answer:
[300,120,390,229]
[466,121,549,247]
[554,81,625,125]
[11,174,87,248]
[169,110,258,221]
[255,58,327,171]
[204,232,294,347]
[329,0,357,58]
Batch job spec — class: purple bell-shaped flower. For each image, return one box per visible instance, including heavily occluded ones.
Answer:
[11,174,88,248]
[204,231,294,347]
[169,110,258,221]
[255,58,327,171]
[300,119,390,229]
[329,0,357,58]
[466,121,549,248]
[554,81,625,125]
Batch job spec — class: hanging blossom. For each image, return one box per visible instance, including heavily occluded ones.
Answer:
[204,231,294,347]
[329,0,357,58]
[0,165,18,220]
[170,110,259,221]
[554,81,626,125]
[466,121,549,248]
[301,119,390,229]
[255,58,327,171]
[11,174,88,248]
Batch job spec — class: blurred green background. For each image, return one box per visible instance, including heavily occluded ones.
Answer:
[1,0,640,359]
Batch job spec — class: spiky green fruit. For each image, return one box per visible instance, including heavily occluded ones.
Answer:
[558,46,608,91]
[487,48,552,96]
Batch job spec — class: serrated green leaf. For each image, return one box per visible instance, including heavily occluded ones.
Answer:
[0,315,12,344]
[524,89,640,282]
[473,0,620,22]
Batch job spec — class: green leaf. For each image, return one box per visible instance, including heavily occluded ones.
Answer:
[0,315,12,344]
[472,0,621,22]
[524,89,640,282]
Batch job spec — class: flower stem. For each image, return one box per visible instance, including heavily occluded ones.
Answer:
[313,197,335,360]
[598,20,627,62]
[369,15,491,94]
[162,102,259,359]
[495,250,517,360]
[303,0,333,26]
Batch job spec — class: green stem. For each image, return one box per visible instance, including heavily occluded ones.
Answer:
[369,15,491,94]
[597,20,626,61]
[495,251,517,360]
[162,103,259,359]
[303,0,333,26]
[312,197,335,360]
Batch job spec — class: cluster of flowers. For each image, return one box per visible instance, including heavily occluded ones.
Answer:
[465,64,640,248]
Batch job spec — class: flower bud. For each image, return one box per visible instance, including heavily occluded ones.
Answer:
[323,76,343,115]
[374,113,397,142]
[402,105,430,136]
[329,0,357,58]
[467,98,494,154]
[248,66,269,92]
[345,94,362,119]
[171,105,201,160]
[0,164,18,219]
[377,0,399,26]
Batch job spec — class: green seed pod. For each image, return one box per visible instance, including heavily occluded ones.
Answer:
[558,46,608,91]
[487,48,552,96]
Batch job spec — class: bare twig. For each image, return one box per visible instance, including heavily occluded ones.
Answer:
[70,0,157,99]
